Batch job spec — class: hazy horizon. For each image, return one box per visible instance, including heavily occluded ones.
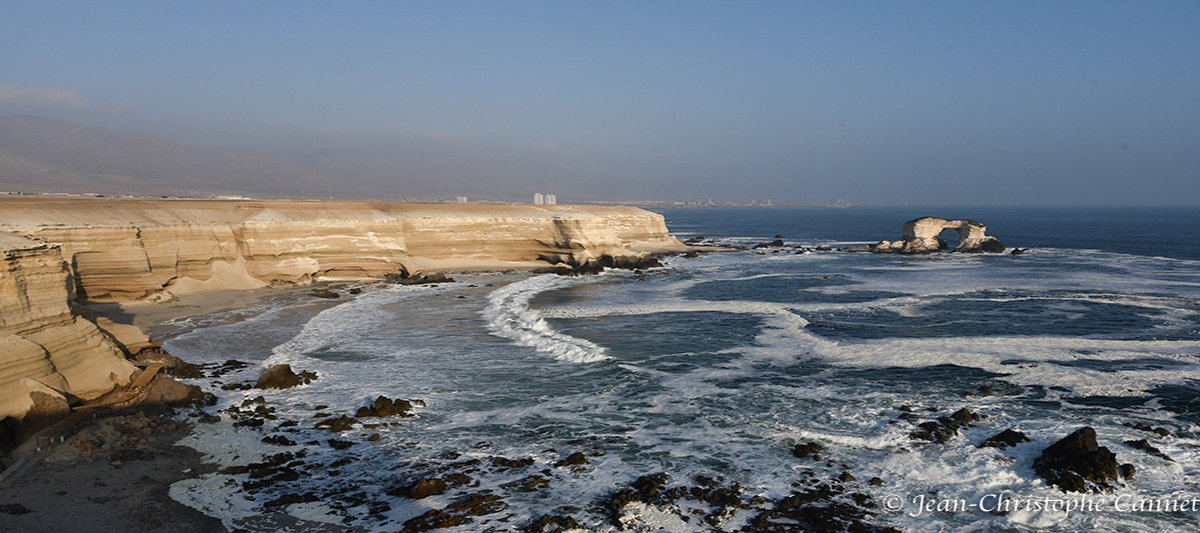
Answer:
[2,1,1198,206]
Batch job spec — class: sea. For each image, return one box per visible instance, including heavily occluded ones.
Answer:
[160,206,1200,532]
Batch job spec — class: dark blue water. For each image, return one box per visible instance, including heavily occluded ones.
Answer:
[659,206,1200,260]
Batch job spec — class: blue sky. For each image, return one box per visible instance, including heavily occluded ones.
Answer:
[2,1,1198,204]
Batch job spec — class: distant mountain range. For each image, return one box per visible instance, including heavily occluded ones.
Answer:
[0,115,583,201]
[0,115,334,197]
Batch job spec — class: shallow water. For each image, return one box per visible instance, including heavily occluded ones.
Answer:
[166,207,1200,532]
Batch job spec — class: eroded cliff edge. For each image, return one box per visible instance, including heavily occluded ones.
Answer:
[1,197,686,301]
[0,197,687,429]
[0,233,136,433]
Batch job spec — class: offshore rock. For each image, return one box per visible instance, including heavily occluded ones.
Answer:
[315,415,357,432]
[1124,439,1174,462]
[980,429,1031,450]
[872,217,1005,254]
[792,442,824,459]
[554,452,588,467]
[394,478,448,499]
[1033,427,1132,493]
[355,395,415,418]
[255,364,317,389]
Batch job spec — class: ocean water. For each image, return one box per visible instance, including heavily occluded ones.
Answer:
[163,206,1200,532]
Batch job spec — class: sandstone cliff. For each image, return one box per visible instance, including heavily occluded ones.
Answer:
[0,198,687,301]
[0,232,136,423]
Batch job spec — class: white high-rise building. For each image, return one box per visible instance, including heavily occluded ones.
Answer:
[545,194,556,205]
[533,193,545,205]
[456,196,468,203]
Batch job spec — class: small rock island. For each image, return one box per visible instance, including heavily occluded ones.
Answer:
[872,217,1006,254]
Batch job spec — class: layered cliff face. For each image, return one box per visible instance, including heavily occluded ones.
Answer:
[0,198,685,301]
[0,233,136,422]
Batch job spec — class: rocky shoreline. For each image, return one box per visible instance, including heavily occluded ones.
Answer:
[165,351,910,532]
[4,269,1182,532]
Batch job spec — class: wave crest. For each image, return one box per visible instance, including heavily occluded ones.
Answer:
[483,275,610,364]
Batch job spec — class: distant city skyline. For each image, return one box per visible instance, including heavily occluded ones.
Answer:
[2,1,1198,205]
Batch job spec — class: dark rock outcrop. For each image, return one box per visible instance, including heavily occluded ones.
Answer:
[388,478,449,499]
[525,514,585,533]
[1033,427,1133,493]
[1125,422,1172,437]
[262,434,296,446]
[792,442,824,459]
[315,415,357,432]
[355,395,415,418]
[554,452,588,467]
[255,364,317,389]
[386,271,455,285]
[537,252,663,277]
[0,503,32,515]
[1124,439,1174,462]
[980,429,1030,449]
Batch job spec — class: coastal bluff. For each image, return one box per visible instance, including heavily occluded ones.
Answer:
[0,197,687,300]
[0,197,686,432]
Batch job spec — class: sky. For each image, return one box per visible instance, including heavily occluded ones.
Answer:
[1,1,1198,205]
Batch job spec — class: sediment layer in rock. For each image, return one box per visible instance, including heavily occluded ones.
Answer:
[0,232,135,423]
[0,197,687,301]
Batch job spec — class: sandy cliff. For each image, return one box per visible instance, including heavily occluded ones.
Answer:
[0,197,685,425]
[0,198,685,301]
[0,232,136,424]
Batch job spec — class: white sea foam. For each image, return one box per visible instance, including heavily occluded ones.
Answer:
[169,419,279,530]
[482,274,611,363]
[164,241,1200,532]
[263,284,438,368]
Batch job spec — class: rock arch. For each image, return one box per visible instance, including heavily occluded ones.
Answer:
[872,217,1005,254]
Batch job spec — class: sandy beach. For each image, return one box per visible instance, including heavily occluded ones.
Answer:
[84,284,317,339]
